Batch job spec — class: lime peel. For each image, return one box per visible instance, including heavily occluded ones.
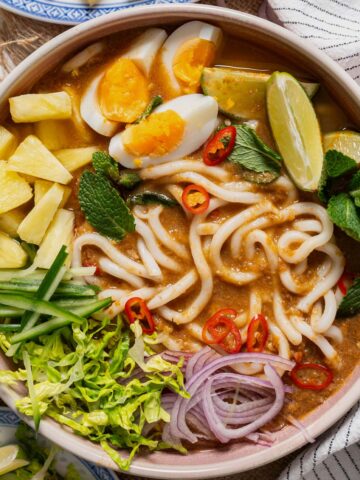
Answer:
[267,71,323,191]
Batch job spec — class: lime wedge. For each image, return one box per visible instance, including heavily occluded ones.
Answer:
[201,67,319,120]
[266,72,323,191]
[323,130,360,162]
[0,445,29,475]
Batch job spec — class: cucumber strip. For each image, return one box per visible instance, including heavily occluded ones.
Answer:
[53,298,92,309]
[23,350,41,430]
[6,247,68,358]
[0,306,24,317]
[0,280,98,297]
[0,294,84,324]
[11,298,112,344]
[0,323,21,331]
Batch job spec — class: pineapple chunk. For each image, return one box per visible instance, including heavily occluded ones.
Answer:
[54,146,98,172]
[35,209,74,269]
[8,135,73,184]
[0,208,26,237]
[34,120,71,150]
[0,161,32,214]
[0,232,27,268]
[17,183,65,245]
[0,126,17,159]
[34,181,71,207]
[60,186,72,208]
[9,92,72,123]
[34,179,52,204]
[63,85,94,143]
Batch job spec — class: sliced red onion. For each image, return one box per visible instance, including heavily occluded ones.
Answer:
[167,349,294,444]
[287,414,315,444]
[185,346,219,380]
[202,365,285,442]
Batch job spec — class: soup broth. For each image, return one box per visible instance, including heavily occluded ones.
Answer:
[0,22,359,468]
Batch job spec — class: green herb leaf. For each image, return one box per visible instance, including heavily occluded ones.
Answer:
[79,171,135,241]
[127,191,178,207]
[349,170,360,207]
[318,150,357,203]
[327,193,360,242]
[92,151,141,189]
[337,277,360,317]
[228,124,282,183]
[135,95,163,124]
[118,171,142,189]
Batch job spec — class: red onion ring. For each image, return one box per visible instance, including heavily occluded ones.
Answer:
[165,349,294,445]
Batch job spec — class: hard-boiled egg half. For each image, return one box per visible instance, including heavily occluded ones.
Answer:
[80,28,167,136]
[109,93,218,169]
[160,21,223,96]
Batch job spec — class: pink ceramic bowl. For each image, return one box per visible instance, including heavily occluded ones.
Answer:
[0,4,360,478]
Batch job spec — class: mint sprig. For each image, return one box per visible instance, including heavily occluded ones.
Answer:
[338,277,360,317]
[228,124,282,184]
[93,151,141,189]
[79,171,135,241]
[327,193,360,242]
[318,150,357,203]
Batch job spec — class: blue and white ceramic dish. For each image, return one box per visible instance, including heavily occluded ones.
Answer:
[0,0,198,25]
[0,407,118,480]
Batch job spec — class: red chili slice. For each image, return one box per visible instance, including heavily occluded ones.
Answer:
[290,363,333,391]
[182,184,210,215]
[124,297,155,335]
[246,314,269,353]
[337,272,356,296]
[202,309,237,344]
[203,126,236,166]
[219,324,242,354]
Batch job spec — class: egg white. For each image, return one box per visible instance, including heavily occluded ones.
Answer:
[80,28,167,136]
[125,28,168,77]
[80,74,119,137]
[108,93,219,169]
[161,21,223,95]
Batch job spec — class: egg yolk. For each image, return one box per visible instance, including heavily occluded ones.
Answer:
[123,110,185,157]
[173,38,216,93]
[99,58,150,123]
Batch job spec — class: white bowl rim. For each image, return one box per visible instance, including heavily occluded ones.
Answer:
[0,4,360,479]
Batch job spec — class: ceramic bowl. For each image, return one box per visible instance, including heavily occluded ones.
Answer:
[0,4,360,479]
[0,406,117,479]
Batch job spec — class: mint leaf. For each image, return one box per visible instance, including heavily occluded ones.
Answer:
[327,193,360,242]
[349,170,360,207]
[338,277,360,317]
[93,151,141,189]
[228,124,282,183]
[127,191,178,207]
[326,150,357,177]
[135,95,163,124]
[318,150,357,203]
[79,171,135,241]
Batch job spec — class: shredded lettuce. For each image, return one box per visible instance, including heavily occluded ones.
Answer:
[0,316,188,470]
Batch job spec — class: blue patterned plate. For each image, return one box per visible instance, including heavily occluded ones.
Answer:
[0,407,117,480]
[0,0,199,25]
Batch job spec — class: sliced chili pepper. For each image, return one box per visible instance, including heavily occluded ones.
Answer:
[337,272,356,296]
[202,308,237,344]
[203,126,236,166]
[124,297,155,335]
[247,314,269,353]
[182,184,210,215]
[290,362,333,391]
[219,323,242,354]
